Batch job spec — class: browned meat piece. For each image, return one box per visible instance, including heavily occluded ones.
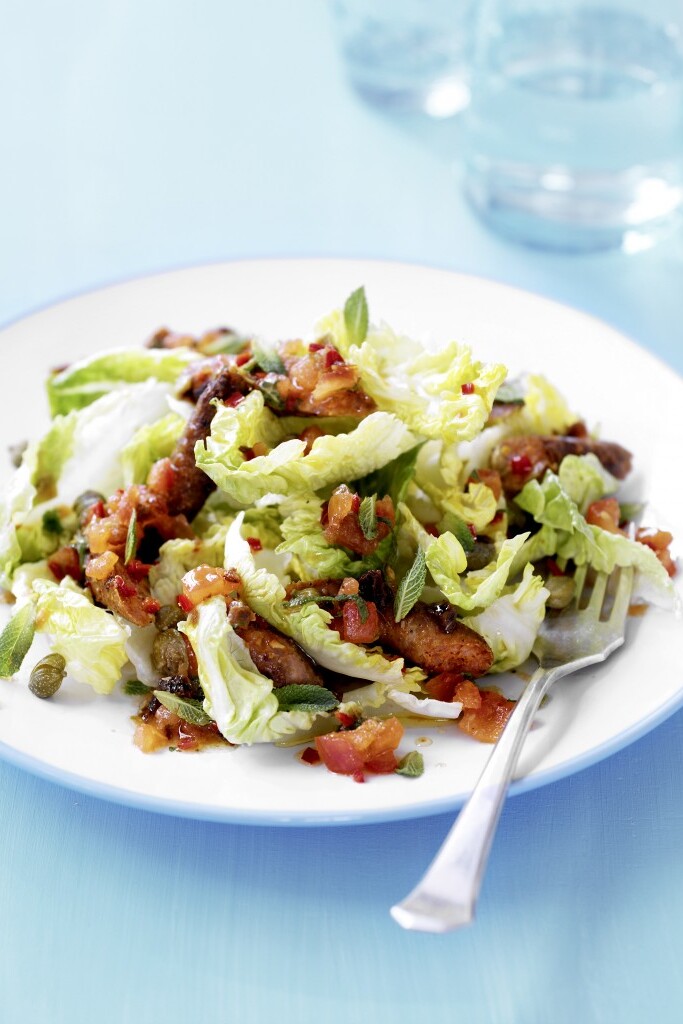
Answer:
[236,617,324,688]
[378,603,494,677]
[87,558,157,627]
[161,368,248,519]
[490,434,632,494]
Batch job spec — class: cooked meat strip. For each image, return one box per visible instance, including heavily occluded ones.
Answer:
[237,617,324,688]
[162,367,248,518]
[378,602,494,677]
[490,434,632,494]
[87,558,157,627]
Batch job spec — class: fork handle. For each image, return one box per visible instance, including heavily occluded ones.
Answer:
[391,665,560,933]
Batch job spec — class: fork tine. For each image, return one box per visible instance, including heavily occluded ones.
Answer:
[587,571,609,616]
[572,564,588,608]
[609,566,635,626]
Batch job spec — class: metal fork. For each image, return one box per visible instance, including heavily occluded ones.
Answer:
[391,566,635,934]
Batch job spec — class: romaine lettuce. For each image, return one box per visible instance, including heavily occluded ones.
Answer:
[466,564,549,672]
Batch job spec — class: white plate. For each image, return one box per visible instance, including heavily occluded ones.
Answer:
[1,259,681,825]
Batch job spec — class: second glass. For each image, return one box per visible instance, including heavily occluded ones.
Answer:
[462,0,683,251]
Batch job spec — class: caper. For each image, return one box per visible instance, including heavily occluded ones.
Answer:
[154,604,187,631]
[29,653,67,699]
[73,490,106,524]
[545,576,576,610]
[151,629,190,677]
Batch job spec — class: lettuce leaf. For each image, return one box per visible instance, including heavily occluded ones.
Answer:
[179,596,331,744]
[121,412,186,486]
[466,565,549,672]
[318,309,507,444]
[225,515,424,689]
[31,578,130,693]
[150,523,231,606]
[196,390,418,506]
[513,471,676,607]
[557,454,618,514]
[47,346,196,415]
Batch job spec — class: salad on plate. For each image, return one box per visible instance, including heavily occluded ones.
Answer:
[0,288,677,782]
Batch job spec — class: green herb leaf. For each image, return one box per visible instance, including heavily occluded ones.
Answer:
[124,509,138,565]
[359,494,378,540]
[123,679,153,696]
[251,343,285,375]
[283,592,369,624]
[0,604,36,678]
[619,501,644,525]
[41,509,63,536]
[494,377,526,405]
[343,286,369,347]
[394,548,427,622]
[438,511,475,553]
[275,685,340,713]
[153,690,212,726]
[355,443,424,507]
[202,332,251,356]
[395,751,424,778]
[255,376,285,411]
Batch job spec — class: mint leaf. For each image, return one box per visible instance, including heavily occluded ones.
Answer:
[153,690,212,726]
[275,685,340,713]
[202,332,251,356]
[42,509,63,536]
[438,511,475,553]
[355,443,424,507]
[251,343,285,375]
[394,548,427,622]
[123,679,153,696]
[124,509,137,565]
[0,604,36,678]
[395,751,424,777]
[343,286,369,347]
[359,494,378,540]
[283,592,370,624]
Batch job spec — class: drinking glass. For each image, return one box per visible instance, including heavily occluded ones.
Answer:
[462,0,683,251]
[329,0,474,118]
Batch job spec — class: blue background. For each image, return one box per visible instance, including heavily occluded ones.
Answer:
[1,3,682,1022]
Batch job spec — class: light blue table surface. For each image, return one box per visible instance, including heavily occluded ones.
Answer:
[2,4,682,1023]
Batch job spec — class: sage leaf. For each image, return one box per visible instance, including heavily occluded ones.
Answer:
[395,751,424,778]
[124,508,138,565]
[359,494,378,540]
[275,685,340,714]
[0,604,36,678]
[393,548,427,622]
[344,286,369,347]
[153,690,212,726]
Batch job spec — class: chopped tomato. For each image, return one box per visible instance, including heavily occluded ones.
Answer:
[457,689,515,744]
[48,545,83,583]
[341,600,380,644]
[453,679,482,710]
[315,716,404,776]
[586,498,621,533]
[424,671,466,702]
[636,527,676,577]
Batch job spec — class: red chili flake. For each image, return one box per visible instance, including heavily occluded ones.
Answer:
[177,593,194,613]
[324,348,344,368]
[83,500,106,525]
[299,746,321,766]
[351,493,361,514]
[510,453,533,475]
[126,558,151,580]
[490,510,504,525]
[246,537,262,552]
[308,341,325,353]
[461,382,475,395]
[239,446,256,461]
[467,523,477,539]
[113,575,137,598]
[546,558,565,577]
[235,351,251,367]
[142,597,161,614]
[424,523,440,537]
[335,711,357,729]
[226,393,245,407]
[352,769,366,784]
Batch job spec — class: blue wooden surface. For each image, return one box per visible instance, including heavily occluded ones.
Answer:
[1,3,682,1022]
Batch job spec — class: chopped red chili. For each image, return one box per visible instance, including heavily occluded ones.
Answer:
[308,341,325,353]
[510,453,532,475]
[461,382,475,395]
[113,575,137,598]
[324,348,344,368]
[235,351,251,366]
[126,558,151,581]
[299,746,322,765]
[246,537,262,552]
[177,593,194,613]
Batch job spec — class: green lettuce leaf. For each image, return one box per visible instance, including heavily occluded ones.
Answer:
[32,578,130,694]
[179,596,331,744]
[150,523,231,606]
[225,515,424,689]
[557,454,618,514]
[317,309,507,444]
[513,471,676,607]
[47,347,196,415]
[121,412,186,486]
[196,390,418,506]
[466,565,549,672]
